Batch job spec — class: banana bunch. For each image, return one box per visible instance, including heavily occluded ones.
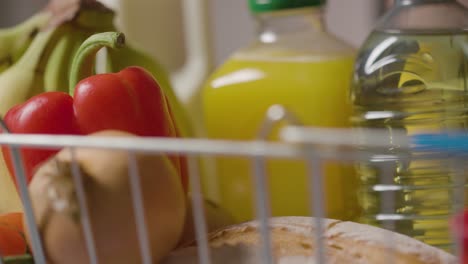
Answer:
[0,12,50,73]
[0,0,193,214]
[0,0,191,134]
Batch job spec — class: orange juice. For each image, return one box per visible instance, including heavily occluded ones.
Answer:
[201,50,359,222]
[199,2,359,222]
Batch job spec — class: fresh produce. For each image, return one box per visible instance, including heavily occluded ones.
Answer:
[105,37,193,138]
[0,227,26,258]
[0,12,50,74]
[2,32,187,193]
[2,91,81,185]
[0,1,111,116]
[0,212,28,257]
[0,27,57,116]
[0,0,192,137]
[0,212,23,232]
[25,130,186,264]
[0,0,193,213]
[0,1,86,214]
[452,210,468,264]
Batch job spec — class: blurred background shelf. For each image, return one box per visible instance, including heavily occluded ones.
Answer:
[0,0,389,104]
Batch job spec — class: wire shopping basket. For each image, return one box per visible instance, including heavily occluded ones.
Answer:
[0,105,465,264]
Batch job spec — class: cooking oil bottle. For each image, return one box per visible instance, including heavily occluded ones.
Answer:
[201,0,359,222]
[351,0,468,251]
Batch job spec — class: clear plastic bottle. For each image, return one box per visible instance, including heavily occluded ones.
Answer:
[201,0,359,222]
[351,0,468,250]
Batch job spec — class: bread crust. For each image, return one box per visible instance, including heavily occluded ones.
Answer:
[163,216,457,264]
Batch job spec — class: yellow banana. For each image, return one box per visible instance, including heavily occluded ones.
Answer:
[0,28,57,116]
[0,1,121,216]
[0,12,51,74]
[0,26,57,214]
[0,1,198,214]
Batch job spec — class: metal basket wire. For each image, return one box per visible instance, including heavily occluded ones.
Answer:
[0,105,465,264]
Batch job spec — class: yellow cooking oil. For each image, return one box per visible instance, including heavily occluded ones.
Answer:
[351,30,468,250]
[201,49,360,222]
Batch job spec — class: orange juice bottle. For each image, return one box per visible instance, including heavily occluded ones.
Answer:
[200,0,359,222]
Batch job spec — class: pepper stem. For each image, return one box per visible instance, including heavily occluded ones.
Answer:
[69,31,125,95]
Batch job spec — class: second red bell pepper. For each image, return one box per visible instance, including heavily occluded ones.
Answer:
[452,210,468,264]
[2,32,188,193]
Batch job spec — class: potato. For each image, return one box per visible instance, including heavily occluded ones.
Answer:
[25,130,186,264]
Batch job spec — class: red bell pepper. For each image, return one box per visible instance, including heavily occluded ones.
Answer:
[2,92,81,184]
[2,32,188,192]
[452,210,468,264]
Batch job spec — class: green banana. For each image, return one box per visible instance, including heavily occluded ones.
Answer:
[43,26,75,92]
[77,1,195,137]
[0,27,56,116]
[44,25,91,92]
[0,0,194,137]
[0,0,202,216]
[0,12,51,74]
[107,45,195,138]
[43,4,115,92]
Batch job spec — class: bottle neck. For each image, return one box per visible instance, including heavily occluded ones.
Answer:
[254,7,324,43]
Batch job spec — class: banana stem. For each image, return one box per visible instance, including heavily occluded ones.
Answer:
[69,32,125,96]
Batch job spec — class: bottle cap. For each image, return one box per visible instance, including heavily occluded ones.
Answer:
[248,0,324,13]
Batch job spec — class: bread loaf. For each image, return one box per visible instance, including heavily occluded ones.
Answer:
[162,216,457,264]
